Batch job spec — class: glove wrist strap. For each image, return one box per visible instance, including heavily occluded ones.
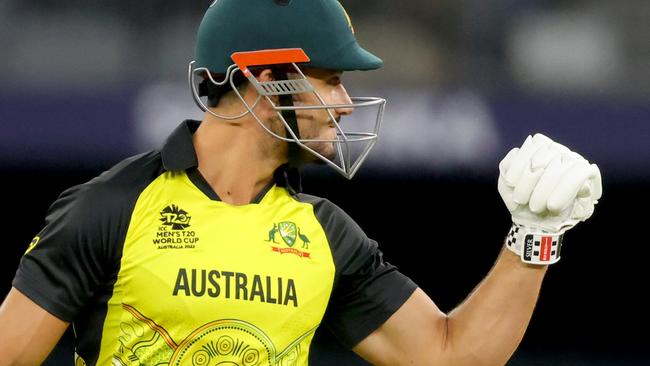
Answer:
[506,223,564,265]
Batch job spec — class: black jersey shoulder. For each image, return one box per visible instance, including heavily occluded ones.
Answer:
[295,193,371,274]
[67,150,165,235]
[12,120,203,365]
[295,193,417,349]
[13,150,166,322]
[13,150,167,365]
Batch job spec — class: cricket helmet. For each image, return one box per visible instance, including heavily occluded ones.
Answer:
[189,0,386,179]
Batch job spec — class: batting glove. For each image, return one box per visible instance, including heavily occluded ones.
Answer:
[498,134,602,265]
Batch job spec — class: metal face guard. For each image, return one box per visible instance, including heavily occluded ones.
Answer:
[189,62,263,120]
[189,48,386,179]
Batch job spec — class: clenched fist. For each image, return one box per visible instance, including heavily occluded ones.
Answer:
[498,134,602,264]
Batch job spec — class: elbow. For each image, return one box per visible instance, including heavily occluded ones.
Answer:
[440,316,507,366]
[441,313,450,355]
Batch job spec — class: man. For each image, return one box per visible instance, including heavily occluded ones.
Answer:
[0,1,602,365]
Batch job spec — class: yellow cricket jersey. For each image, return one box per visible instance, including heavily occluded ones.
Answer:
[13,120,416,365]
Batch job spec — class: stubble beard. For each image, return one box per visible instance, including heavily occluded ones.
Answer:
[265,112,339,166]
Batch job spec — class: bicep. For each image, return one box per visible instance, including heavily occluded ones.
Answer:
[0,287,69,365]
[352,288,449,366]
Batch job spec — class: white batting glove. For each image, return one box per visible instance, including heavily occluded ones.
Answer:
[498,134,602,265]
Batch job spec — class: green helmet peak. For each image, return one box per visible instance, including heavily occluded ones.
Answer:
[195,0,383,73]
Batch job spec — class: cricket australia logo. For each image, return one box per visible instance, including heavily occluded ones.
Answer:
[266,221,311,258]
[160,205,191,230]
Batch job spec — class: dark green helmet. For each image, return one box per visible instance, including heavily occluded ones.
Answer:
[190,1,387,180]
[194,0,383,73]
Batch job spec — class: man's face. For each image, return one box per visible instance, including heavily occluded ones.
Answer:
[289,67,354,162]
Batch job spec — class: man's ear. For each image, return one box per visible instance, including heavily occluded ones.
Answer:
[240,68,272,103]
[256,68,275,82]
[254,68,279,104]
[242,68,280,115]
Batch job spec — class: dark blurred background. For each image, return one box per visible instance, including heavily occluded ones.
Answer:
[1,0,648,365]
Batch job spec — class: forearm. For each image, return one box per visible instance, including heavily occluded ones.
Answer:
[445,245,548,366]
[355,133,599,366]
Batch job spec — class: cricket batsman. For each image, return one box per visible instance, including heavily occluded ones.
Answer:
[0,1,602,365]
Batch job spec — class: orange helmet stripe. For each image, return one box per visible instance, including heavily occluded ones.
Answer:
[231,48,310,76]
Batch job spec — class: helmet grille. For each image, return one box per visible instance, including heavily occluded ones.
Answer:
[256,79,314,96]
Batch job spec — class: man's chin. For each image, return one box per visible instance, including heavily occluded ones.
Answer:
[299,144,336,165]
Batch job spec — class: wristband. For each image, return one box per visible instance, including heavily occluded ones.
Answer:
[506,223,564,265]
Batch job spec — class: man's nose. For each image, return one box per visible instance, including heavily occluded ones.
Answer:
[332,85,353,116]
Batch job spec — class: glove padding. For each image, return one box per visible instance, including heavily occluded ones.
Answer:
[498,134,602,264]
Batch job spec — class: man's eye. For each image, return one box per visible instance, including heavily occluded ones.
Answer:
[329,78,341,86]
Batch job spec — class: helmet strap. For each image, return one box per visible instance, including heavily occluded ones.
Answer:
[275,70,303,170]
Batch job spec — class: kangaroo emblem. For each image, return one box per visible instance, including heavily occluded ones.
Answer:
[266,224,279,243]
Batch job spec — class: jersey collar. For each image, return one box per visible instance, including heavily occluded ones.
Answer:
[161,120,200,171]
[160,120,302,195]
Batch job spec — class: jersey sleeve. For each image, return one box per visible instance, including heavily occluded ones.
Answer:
[12,182,124,322]
[307,196,418,349]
